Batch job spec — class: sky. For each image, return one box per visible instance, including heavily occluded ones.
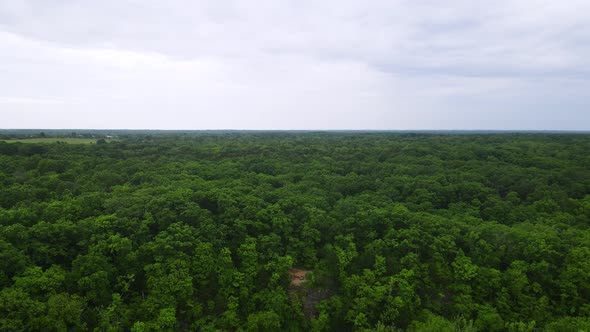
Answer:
[0,0,589,130]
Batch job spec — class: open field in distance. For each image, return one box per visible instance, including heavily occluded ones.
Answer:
[1,138,101,144]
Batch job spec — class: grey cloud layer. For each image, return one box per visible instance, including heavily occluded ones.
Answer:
[1,0,589,129]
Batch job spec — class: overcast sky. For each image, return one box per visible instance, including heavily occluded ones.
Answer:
[1,1,589,130]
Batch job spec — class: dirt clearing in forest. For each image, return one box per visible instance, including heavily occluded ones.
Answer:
[289,268,309,287]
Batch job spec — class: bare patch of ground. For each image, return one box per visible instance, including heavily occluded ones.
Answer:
[289,268,309,287]
[288,268,333,319]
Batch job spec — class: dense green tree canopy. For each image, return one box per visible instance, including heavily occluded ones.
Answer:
[0,132,589,331]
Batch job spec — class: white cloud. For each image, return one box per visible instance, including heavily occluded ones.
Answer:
[0,0,588,129]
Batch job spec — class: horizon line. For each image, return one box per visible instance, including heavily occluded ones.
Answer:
[1,128,589,133]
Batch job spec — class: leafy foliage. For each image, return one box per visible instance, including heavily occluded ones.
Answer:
[0,132,589,331]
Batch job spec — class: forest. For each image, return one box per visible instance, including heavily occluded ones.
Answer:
[0,132,589,331]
